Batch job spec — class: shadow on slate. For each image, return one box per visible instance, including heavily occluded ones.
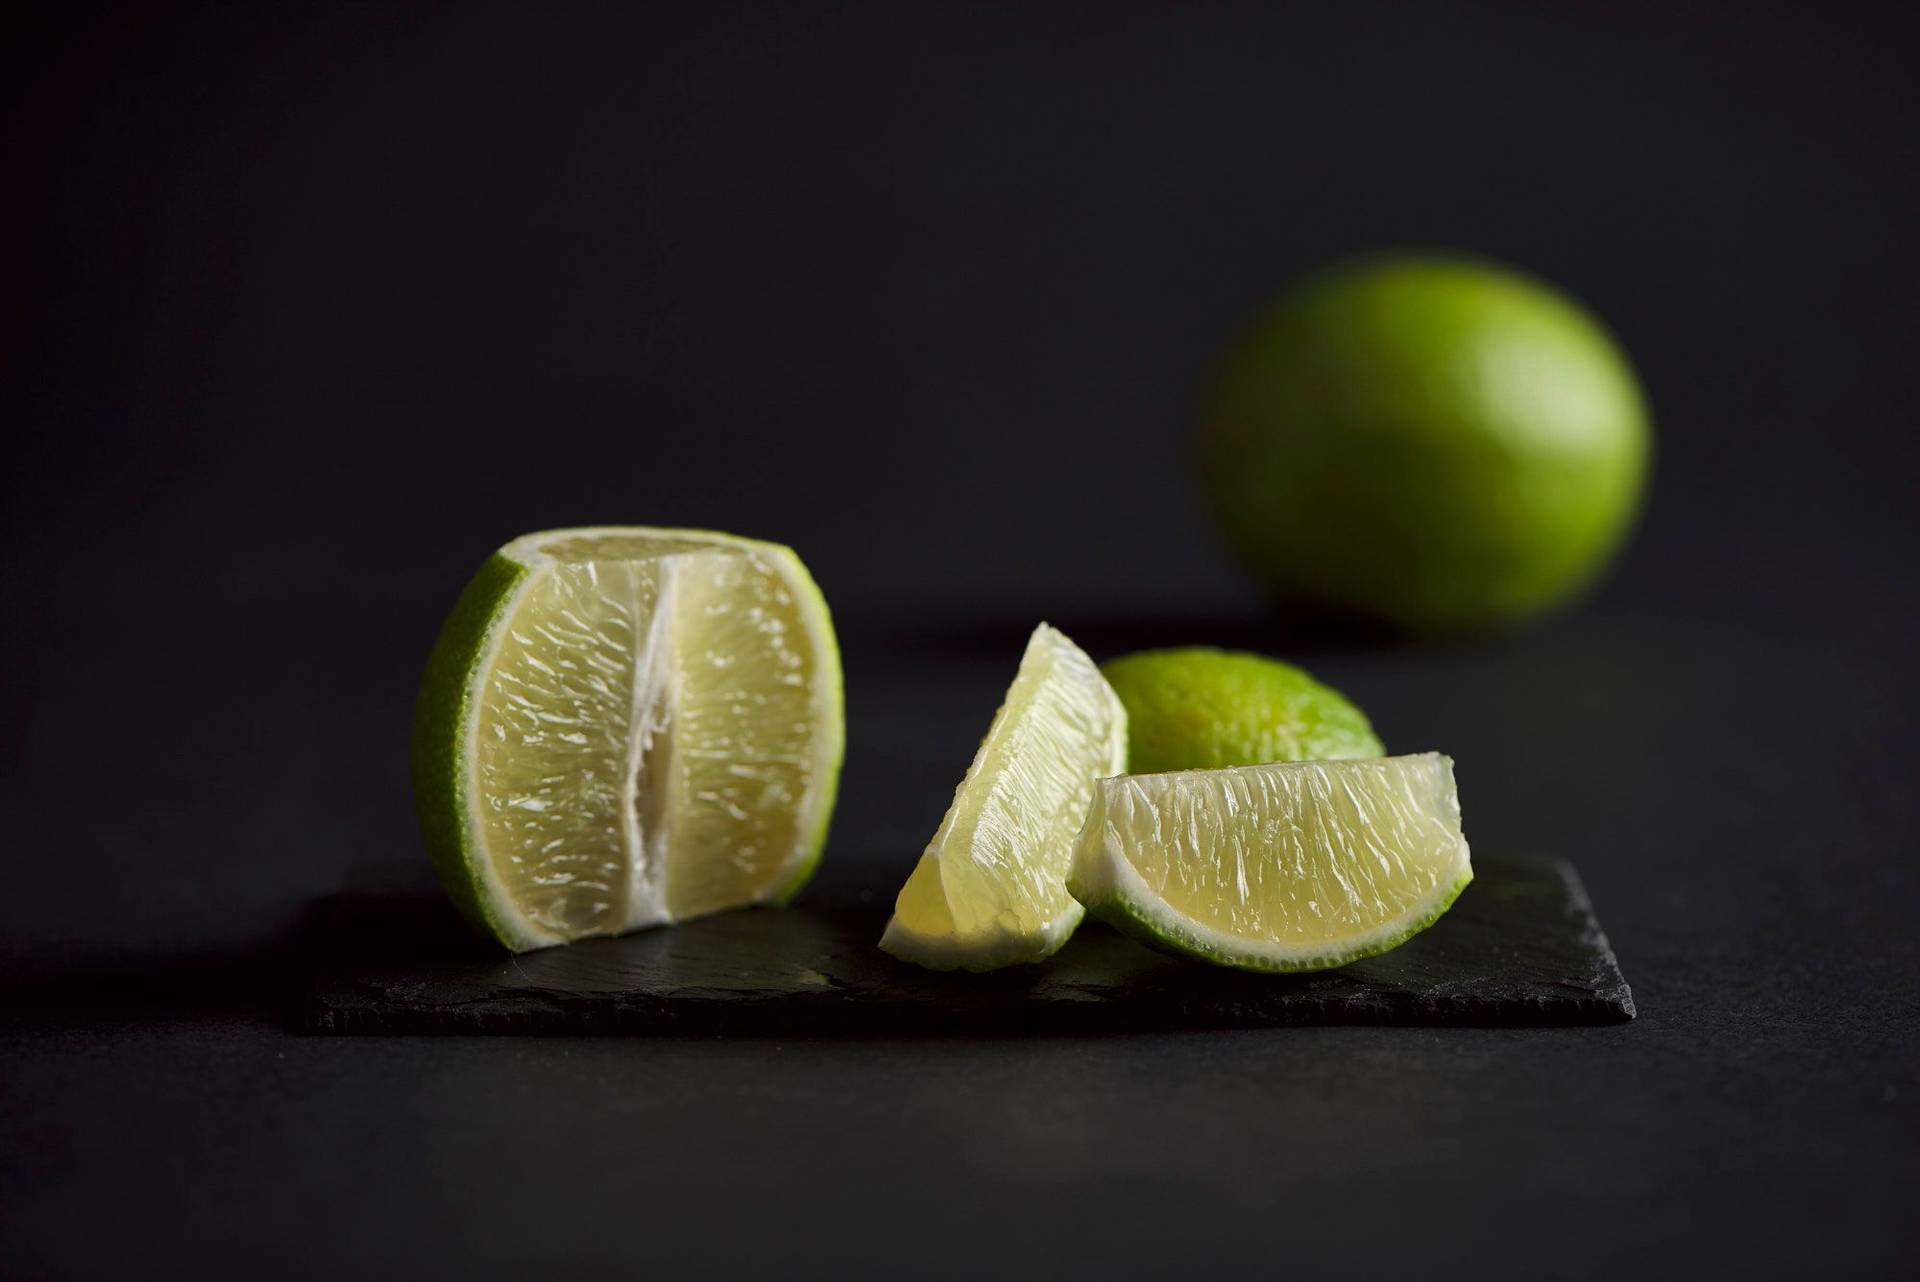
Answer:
[298,857,1633,1035]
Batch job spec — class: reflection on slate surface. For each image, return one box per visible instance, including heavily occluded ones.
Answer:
[301,857,1633,1034]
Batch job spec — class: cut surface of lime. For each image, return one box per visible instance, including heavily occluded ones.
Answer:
[412,527,843,952]
[1068,753,1471,972]
[880,624,1126,972]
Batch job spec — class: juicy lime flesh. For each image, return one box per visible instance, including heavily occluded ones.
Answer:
[473,533,831,941]
[474,556,659,938]
[1074,754,1468,962]
[661,552,822,919]
[1100,647,1382,774]
[884,625,1126,968]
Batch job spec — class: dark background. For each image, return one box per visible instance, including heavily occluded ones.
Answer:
[4,2,1916,1277]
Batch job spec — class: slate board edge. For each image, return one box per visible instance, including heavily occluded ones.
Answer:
[297,857,1635,1036]
[1554,858,1638,1020]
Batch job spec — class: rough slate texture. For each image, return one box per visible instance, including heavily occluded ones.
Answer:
[298,856,1633,1034]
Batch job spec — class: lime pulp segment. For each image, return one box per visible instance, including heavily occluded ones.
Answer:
[411,527,843,952]
[880,624,1127,971]
[1067,753,1471,972]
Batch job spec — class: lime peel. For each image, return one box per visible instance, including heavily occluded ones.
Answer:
[1101,646,1382,773]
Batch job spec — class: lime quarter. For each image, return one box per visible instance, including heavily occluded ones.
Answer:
[880,624,1127,972]
[1068,753,1471,972]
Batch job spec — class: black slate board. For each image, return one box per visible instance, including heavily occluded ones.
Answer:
[298,856,1633,1034]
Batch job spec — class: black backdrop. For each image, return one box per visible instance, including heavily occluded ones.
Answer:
[5,3,1917,1277]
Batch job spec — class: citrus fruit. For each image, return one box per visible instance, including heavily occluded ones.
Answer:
[1199,252,1651,632]
[411,526,844,952]
[1067,753,1471,972]
[1101,646,1382,773]
[880,624,1126,971]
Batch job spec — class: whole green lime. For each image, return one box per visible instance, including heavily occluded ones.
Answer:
[1102,647,1382,775]
[1199,253,1651,632]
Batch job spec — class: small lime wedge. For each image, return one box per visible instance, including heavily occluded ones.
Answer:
[880,624,1127,971]
[1068,753,1471,972]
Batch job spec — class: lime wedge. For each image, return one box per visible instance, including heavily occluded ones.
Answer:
[880,624,1127,971]
[412,527,844,952]
[1067,753,1471,972]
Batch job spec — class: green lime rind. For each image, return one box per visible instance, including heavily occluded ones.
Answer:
[411,549,536,952]
[1100,646,1382,775]
[878,623,1126,972]
[410,528,845,952]
[1068,863,1473,975]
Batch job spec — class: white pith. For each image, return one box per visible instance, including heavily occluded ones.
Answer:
[619,555,682,932]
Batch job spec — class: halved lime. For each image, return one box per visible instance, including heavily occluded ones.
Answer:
[412,527,844,952]
[1067,753,1471,972]
[880,624,1127,971]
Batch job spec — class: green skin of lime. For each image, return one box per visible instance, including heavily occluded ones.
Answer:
[1200,253,1652,633]
[411,549,531,947]
[1101,647,1383,775]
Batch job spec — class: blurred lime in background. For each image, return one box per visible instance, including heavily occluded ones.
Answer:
[1199,253,1652,633]
[1103,647,1382,774]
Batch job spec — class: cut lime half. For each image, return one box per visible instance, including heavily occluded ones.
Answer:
[412,527,844,952]
[1068,753,1471,972]
[880,624,1127,972]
